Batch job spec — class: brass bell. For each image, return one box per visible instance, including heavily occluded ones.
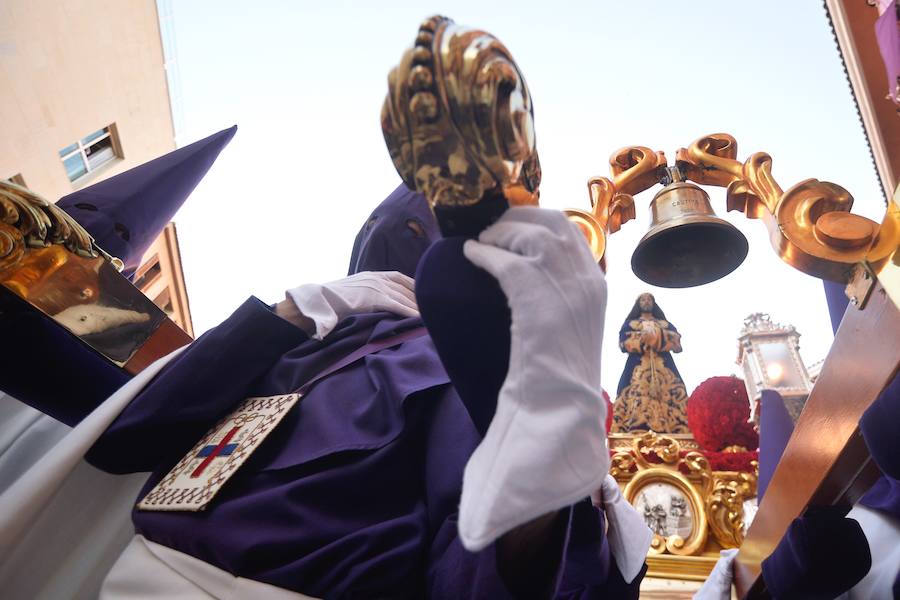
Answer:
[631,181,748,287]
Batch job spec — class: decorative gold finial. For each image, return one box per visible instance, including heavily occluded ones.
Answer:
[0,180,123,271]
[382,16,540,210]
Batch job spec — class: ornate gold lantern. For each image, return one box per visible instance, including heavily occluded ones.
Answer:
[737,313,813,423]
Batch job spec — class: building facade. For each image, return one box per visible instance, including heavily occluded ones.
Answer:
[0,0,192,333]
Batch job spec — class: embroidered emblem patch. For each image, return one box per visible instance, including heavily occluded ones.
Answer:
[137,393,301,512]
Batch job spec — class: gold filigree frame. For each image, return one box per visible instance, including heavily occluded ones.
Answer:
[611,431,757,558]
[706,471,758,549]
[624,467,709,557]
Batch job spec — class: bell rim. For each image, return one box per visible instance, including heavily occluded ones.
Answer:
[631,218,749,288]
[634,212,745,247]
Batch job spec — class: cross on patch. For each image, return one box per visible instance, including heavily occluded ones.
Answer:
[137,393,302,512]
[191,426,241,478]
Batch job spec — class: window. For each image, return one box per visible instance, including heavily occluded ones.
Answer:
[59,124,121,183]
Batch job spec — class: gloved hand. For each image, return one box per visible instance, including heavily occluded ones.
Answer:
[591,475,653,583]
[284,271,418,339]
[458,206,609,551]
[693,548,739,600]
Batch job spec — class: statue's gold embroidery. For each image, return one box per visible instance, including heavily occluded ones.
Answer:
[613,316,689,433]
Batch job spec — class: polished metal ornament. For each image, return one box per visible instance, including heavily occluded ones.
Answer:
[631,181,749,287]
[382,16,540,214]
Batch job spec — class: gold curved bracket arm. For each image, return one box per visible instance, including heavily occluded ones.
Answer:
[565,146,666,262]
[675,133,891,284]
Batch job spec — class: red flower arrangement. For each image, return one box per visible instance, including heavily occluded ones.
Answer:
[687,376,759,452]
[702,450,758,472]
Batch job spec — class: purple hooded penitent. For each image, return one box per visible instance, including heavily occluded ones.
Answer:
[348,183,441,278]
[73,183,631,597]
[58,126,237,277]
[1,127,235,426]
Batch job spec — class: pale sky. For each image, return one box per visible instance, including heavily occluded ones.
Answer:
[165,0,886,395]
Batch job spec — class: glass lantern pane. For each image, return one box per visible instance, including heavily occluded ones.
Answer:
[758,342,804,388]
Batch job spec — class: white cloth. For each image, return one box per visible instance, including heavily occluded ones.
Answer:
[591,475,653,583]
[0,394,72,492]
[286,271,418,340]
[459,207,609,551]
[101,535,321,599]
[834,504,900,599]
[0,348,185,600]
[693,548,739,600]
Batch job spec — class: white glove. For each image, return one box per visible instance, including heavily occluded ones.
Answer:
[693,548,739,600]
[591,475,653,583]
[458,206,609,551]
[286,271,418,340]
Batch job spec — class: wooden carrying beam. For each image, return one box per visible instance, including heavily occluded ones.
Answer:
[734,281,900,597]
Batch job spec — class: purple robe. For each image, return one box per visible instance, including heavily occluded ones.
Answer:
[71,184,629,597]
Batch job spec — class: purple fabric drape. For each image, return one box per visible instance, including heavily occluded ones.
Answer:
[822,279,850,335]
[757,389,794,502]
[876,1,900,105]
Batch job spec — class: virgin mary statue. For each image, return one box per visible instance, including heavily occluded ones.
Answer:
[611,293,690,433]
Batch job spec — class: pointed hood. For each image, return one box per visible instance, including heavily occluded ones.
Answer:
[57,125,237,275]
[347,183,440,278]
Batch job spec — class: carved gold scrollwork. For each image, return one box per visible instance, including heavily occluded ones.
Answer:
[676,133,884,282]
[382,16,539,210]
[0,222,25,271]
[706,471,758,549]
[565,146,665,262]
[0,181,123,273]
[682,451,713,497]
[632,429,681,468]
[609,450,636,479]
[0,181,93,256]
